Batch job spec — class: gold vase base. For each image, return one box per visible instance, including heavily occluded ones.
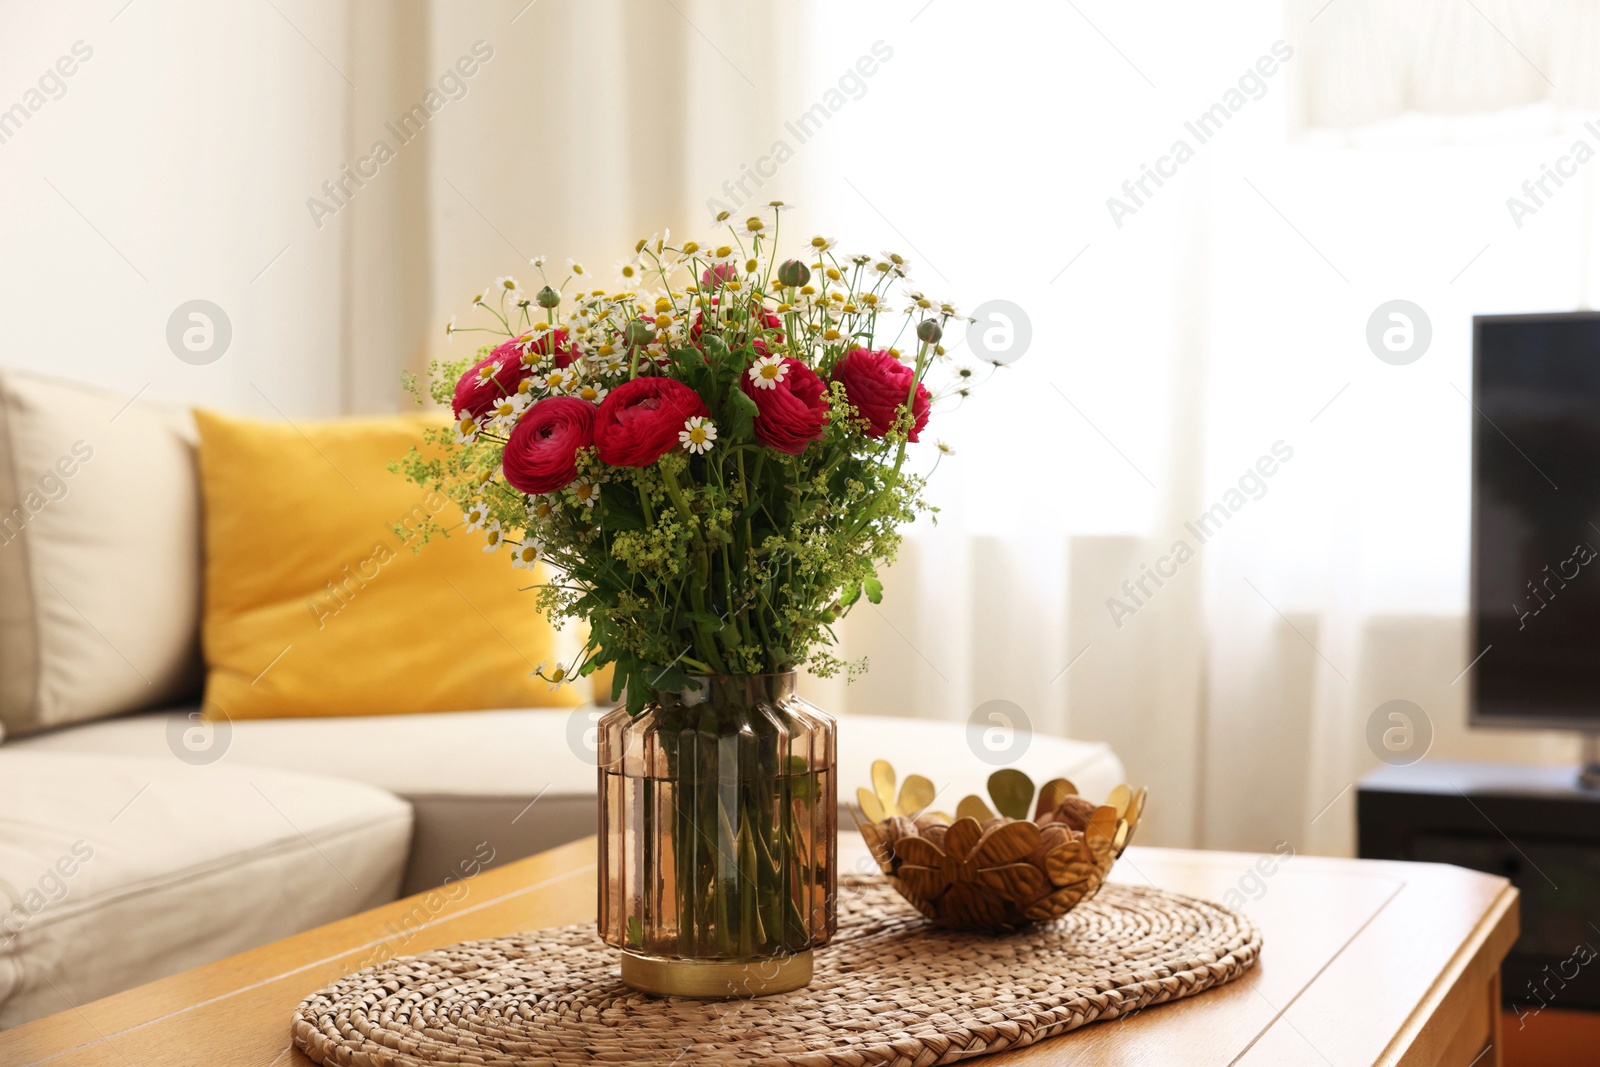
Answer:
[619,949,814,999]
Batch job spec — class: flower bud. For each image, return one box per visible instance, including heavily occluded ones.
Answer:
[536,285,561,308]
[777,259,811,287]
[916,318,943,344]
[625,319,656,346]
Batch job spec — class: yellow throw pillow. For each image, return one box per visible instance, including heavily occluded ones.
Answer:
[194,409,582,720]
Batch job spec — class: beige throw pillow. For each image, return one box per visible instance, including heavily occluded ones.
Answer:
[0,371,203,735]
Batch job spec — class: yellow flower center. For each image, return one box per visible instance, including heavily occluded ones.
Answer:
[760,364,781,380]
[689,427,707,444]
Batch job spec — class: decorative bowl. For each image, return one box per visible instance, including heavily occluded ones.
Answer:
[851,760,1146,932]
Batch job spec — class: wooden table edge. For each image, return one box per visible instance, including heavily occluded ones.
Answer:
[1382,880,1520,1067]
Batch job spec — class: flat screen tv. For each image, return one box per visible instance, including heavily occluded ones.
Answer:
[1471,310,1600,730]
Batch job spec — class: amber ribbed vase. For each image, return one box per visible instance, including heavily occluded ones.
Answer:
[597,673,837,997]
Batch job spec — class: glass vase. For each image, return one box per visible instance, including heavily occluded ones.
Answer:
[597,672,837,997]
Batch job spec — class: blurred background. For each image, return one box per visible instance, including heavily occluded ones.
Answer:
[4,0,1599,859]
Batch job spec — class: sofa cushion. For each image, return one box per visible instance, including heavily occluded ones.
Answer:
[6,706,1126,896]
[192,409,585,721]
[0,751,412,1028]
[0,371,204,737]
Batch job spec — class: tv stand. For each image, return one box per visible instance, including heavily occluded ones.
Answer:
[1582,735,1600,791]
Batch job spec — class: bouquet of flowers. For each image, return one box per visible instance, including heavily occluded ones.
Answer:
[401,206,979,712]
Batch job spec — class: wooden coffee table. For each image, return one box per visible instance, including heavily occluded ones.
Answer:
[0,837,1517,1066]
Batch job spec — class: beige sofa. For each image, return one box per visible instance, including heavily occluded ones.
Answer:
[0,370,1126,1028]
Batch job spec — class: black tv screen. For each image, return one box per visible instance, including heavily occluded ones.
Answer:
[1472,311,1600,728]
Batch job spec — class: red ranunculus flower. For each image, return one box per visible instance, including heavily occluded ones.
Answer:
[453,338,532,419]
[741,355,828,454]
[502,397,596,494]
[593,377,709,467]
[832,347,931,442]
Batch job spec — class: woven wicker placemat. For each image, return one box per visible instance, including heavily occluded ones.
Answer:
[292,876,1261,1066]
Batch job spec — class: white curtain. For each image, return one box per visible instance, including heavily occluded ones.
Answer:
[1286,0,1600,130]
[785,0,1595,854]
[9,0,1594,858]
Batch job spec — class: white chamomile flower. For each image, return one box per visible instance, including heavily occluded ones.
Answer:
[494,276,522,302]
[475,361,502,387]
[538,663,570,690]
[679,416,717,455]
[936,440,957,456]
[527,497,555,522]
[615,260,643,286]
[568,477,602,508]
[591,347,627,377]
[445,315,458,342]
[510,536,541,569]
[809,234,836,253]
[747,353,788,390]
[455,414,480,444]
[485,392,529,431]
[539,367,579,394]
[482,520,504,552]
[567,259,586,277]
[708,207,734,227]
[575,381,609,405]
[710,244,736,264]
[740,215,765,236]
[463,501,490,531]
[635,229,670,258]
[529,255,546,268]
[762,200,791,217]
